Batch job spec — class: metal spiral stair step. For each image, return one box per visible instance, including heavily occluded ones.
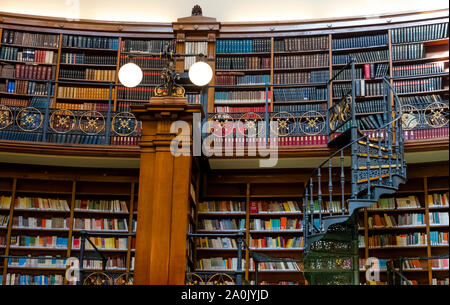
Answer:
[357,141,388,151]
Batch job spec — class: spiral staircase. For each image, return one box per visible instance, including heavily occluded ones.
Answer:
[302,66,407,285]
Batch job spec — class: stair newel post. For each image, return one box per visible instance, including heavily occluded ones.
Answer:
[41,79,52,142]
[328,159,333,216]
[386,79,393,184]
[236,231,244,285]
[78,230,86,285]
[340,150,345,215]
[318,167,323,232]
[350,58,358,200]
[366,140,371,199]
[264,83,269,147]
[309,177,314,232]
[105,82,113,145]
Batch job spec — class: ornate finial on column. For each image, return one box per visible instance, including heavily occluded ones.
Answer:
[191,5,202,16]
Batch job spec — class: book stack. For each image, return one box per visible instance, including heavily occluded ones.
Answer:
[428,192,449,207]
[8,256,67,269]
[429,212,449,225]
[402,259,424,270]
[62,35,119,50]
[2,30,59,47]
[83,255,127,269]
[431,259,449,270]
[274,54,328,68]
[58,68,116,82]
[355,99,386,113]
[2,80,54,96]
[368,232,427,247]
[274,36,328,52]
[249,236,304,249]
[432,278,449,285]
[273,103,326,112]
[0,97,30,107]
[369,198,396,210]
[0,195,12,209]
[185,41,208,70]
[392,43,424,60]
[396,196,422,209]
[0,214,8,227]
[430,231,448,245]
[54,101,109,111]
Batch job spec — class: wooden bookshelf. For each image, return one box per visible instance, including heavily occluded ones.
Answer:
[0,164,138,285]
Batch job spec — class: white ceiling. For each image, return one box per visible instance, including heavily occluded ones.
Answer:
[0,0,448,23]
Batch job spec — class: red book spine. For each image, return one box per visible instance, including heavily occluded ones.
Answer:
[364,64,370,79]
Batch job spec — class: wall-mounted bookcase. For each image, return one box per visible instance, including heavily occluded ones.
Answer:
[0,166,138,285]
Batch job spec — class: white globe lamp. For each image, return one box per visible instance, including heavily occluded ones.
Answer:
[118,62,143,88]
[188,61,213,86]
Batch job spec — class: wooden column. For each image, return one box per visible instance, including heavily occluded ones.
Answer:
[131,97,203,285]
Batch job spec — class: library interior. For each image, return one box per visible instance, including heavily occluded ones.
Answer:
[0,0,448,286]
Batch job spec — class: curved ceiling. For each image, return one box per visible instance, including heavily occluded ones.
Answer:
[0,0,448,23]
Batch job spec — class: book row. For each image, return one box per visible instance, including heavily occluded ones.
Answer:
[214,90,271,104]
[272,103,326,112]
[117,87,155,101]
[58,68,116,82]
[392,77,442,94]
[48,134,108,145]
[1,30,59,48]
[274,54,329,69]
[249,259,301,271]
[332,49,389,65]
[198,219,246,231]
[392,43,424,60]
[367,232,427,247]
[273,87,328,101]
[213,106,268,113]
[368,196,421,210]
[72,237,130,249]
[215,74,270,86]
[198,201,246,213]
[274,36,329,52]
[332,80,384,97]
[61,53,117,65]
[391,22,449,44]
[306,200,347,213]
[273,70,329,84]
[216,39,271,53]
[430,231,448,245]
[82,255,128,269]
[0,47,56,64]
[111,136,140,146]
[8,256,67,268]
[196,257,246,271]
[185,41,208,55]
[74,199,129,213]
[116,102,144,112]
[216,56,271,70]
[12,216,70,229]
[392,62,445,77]
[184,56,200,71]
[196,237,237,249]
[0,214,8,226]
[4,274,64,285]
[10,235,68,248]
[249,236,304,249]
[250,218,302,231]
[355,99,386,113]
[120,39,174,53]
[429,212,449,225]
[332,33,388,50]
[54,101,110,111]
[428,193,449,207]
[119,56,167,69]
[2,64,56,80]
[249,201,301,214]
[399,94,445,108]
[72,218,128,231]
[57,86,114,99]
[14,197,70,211]
[332,63,389,80]
[62,35,119,50]
[1,80,54,96]
[367,213,426,228]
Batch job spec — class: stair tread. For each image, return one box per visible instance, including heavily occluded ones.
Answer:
[359,153,397,159]
[358,164,402,170]
[358,140,388,151]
